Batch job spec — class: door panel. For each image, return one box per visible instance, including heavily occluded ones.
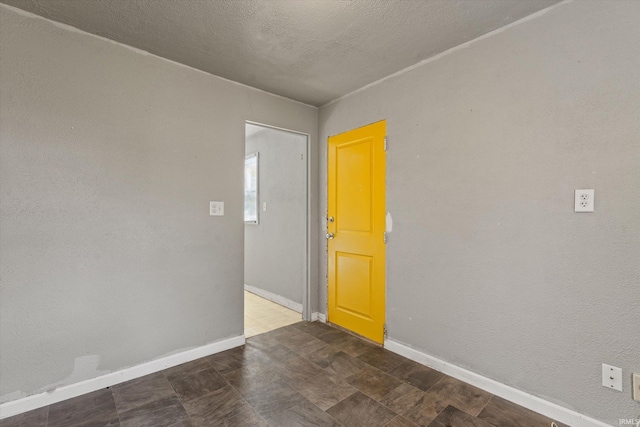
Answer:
[336,252,373,317]
[327,120,386,343]
[336,141,372,232]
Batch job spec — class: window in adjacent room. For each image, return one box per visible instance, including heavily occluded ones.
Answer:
[244,152,259,223]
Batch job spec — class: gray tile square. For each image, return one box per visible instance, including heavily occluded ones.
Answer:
[118,396,189,427]
[0,407,48,427]
[358,347,409,372]
[477,395,569,427]
[182,385,253,426]
[388,360,444,391]
[290,372,357,410]
[346,365,403,400]
[264,399,342,427]
[242,380,307,418]
[427,405,495,427]
[327,391,397,427]
[112,373,176,413]
[167,367,228,402]
[48,388,119,427]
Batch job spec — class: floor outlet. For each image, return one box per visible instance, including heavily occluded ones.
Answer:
[602,364,622,392]
[633,373,640,401]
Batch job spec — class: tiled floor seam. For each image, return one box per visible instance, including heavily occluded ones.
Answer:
[236,391,268,427]
[369,368,458,426]
[279,362,357,418]
[114,400,122,427]
[422,374,452,422]
[476,393,495,420]
[161,366,210,427]
[221,355,299,426]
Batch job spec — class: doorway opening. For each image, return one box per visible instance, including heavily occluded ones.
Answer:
[244,122,310,337]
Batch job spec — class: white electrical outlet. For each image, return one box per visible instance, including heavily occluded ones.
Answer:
[209,201,224,216]
[602,363,622,392]
[633,373,640,402]
[575,189,595,212]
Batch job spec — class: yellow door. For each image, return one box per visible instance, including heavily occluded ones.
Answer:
[327,120,386,343]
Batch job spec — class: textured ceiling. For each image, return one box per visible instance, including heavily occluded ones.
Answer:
[1,0,560,106]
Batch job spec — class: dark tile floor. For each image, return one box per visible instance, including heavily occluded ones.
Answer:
[1,321,569,427]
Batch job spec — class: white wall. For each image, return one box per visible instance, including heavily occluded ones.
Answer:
[244,125,307,308]
[0,5,317,404]
[319,1,640,424]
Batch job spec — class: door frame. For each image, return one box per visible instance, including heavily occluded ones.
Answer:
[244,120,312,321]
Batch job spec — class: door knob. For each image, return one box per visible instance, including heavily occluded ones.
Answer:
[326,233,335,239]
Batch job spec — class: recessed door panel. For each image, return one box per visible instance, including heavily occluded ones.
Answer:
[335,252,373,319]
[336,141,372,233]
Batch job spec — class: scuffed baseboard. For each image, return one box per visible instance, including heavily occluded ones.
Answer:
[0,335,245,420]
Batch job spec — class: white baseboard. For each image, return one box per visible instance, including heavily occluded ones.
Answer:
[244,284,303,313]
[0,335,245,420]
[311,312,327,323]
[384,338,611,427]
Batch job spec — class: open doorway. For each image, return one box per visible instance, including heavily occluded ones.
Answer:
[244,122,309,337]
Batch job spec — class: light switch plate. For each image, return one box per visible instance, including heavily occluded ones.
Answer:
[209,201,224,216]
[633,373,640,401]
[602,363,622,392]
[575,189,595,212]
